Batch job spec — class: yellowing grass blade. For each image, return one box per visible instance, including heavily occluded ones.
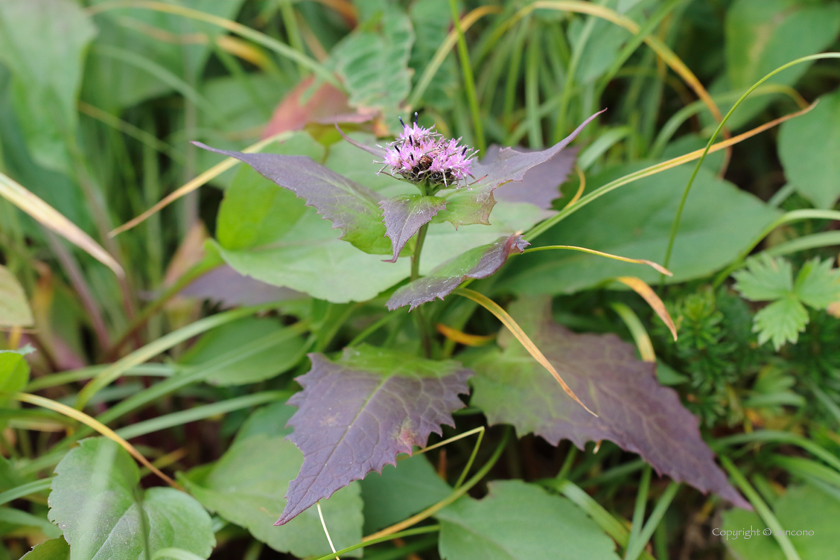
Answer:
[16,392,180,490]
[523,245,672,276]
[110,131,294,237]
[453,288,597,417]
[435,323,496,347]
[0,172,124,278]
[562,166,586,209]
[527,101,818,242]
[610,302,656,363]
[616,277,677,341]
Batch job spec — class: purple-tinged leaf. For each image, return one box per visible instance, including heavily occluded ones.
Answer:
[472,111,603,188]
[486,146,578,209]
[194,142,391,255]
[277,346,472,525]
[432,111,602,228]
[380,194,447,262]
[467,297,751,510]
[387,234,529,311]
[179,264,305,308]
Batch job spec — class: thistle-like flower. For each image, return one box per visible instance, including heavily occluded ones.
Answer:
[379,114,478,190]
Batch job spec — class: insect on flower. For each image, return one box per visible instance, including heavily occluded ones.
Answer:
[378,113,479,191]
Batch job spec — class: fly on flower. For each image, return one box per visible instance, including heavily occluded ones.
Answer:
[379,113,479,191]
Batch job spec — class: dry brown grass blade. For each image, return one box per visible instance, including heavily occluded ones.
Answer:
[453,288,597,417]
[110,131,294,237]
[0,173,124,278]
[616,277,677,341]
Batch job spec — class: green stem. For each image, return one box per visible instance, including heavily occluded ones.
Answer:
[410,199,433,357]
[411,223,429,282]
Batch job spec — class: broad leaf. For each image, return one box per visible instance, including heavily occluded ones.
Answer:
[753,296,808,350]
[486,146,578,209]
[177,317,306,386]
[502,162,780,295]
[387,234,530,311]
[432,111,601,228]
[216,137,551,302]
[360,454,452,534]
[723,485,840,560]
[466,297,750,509]
[380,194,447,262]
[21,537,70,560]
[179,264,304,309]
[181,403,363,558]
[436,480,619,560]
[0,0,96,173]
[733,255,794,301]
[779,88,840,209]
[49,438,215,560]
[734,255,840,349]
[278,346,472,524]
[794,256,840,309]
[331,3,414,116]
[0,350,30,402]
[0,265,33,327]
[197,142,390,255]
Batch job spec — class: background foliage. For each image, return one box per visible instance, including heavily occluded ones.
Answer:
[2,0,840,559]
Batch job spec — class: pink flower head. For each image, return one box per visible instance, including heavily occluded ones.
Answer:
[379,114,478,189]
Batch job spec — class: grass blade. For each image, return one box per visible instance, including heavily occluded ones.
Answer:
[0,172,124,278]
[453,288,597,417]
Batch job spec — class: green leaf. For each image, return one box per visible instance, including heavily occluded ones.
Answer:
[360,454,452,534]
[779,88,840,208]
[753,296,808,350]
[0,351,30,401]
[502,163,780,295]
[794,257,840,309]
[180,426,363,557]
[331,4,414,116]
[733,255,794,302]
[21,537,70,560]
[713,0,840,130]
[734,255,840,349]
[176,317,305,386]
[436,480,620,560]
[0,0,96,172]
[722,485,840,560]
[0,265,33,327]
[49,438,215,560]
[216,132,325,250]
